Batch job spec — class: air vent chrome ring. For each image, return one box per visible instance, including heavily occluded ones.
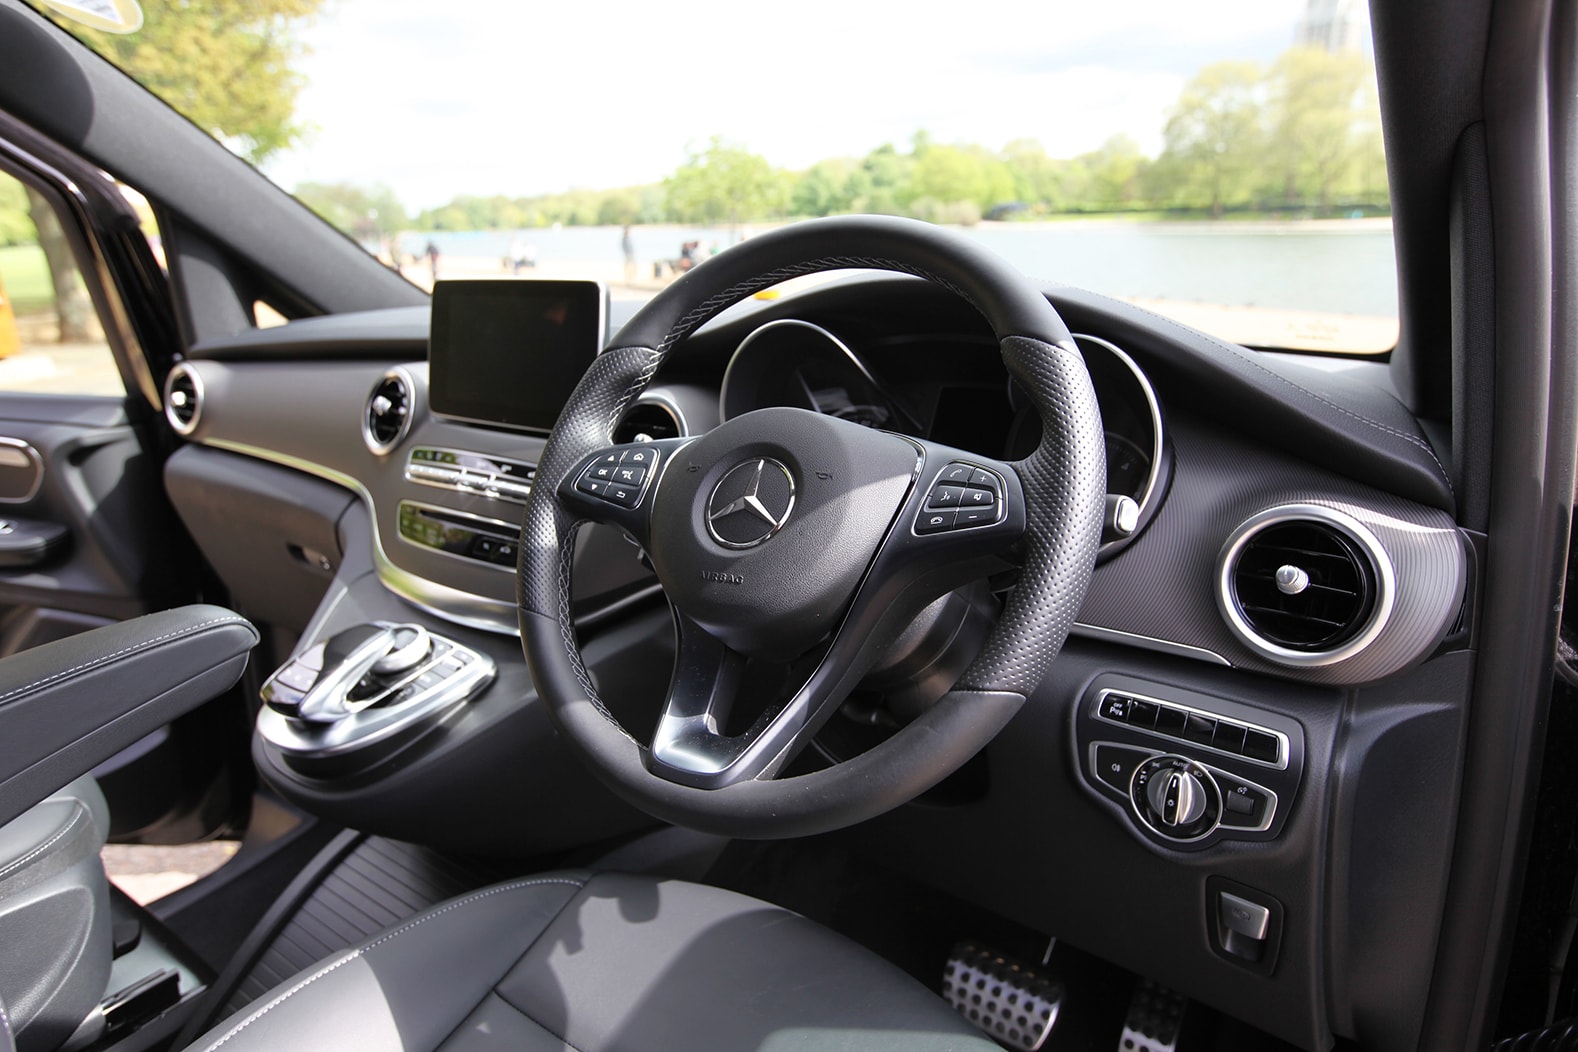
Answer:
[1216,503,1396,668]
[363,367,416,455]
[164,362,204,436]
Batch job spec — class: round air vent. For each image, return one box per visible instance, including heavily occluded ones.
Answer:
[613,396,685,443]
[363,368,414,454]
[1217,504,1394,667]
[164,363,203,436]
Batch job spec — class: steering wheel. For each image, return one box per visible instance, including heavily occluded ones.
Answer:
[519,215,1105,838]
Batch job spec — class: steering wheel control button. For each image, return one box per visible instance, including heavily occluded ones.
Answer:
[938,464,973,485]
[705,458,796,549]
[916,509,957,534]
[926,485,964,509]
[1131,755,1222,841]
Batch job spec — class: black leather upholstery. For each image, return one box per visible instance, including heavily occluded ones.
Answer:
[183,872,997,1052]
[0,604,257,829]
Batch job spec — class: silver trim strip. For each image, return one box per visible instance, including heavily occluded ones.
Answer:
[163,363,204,437]
[1068,622,1232,666]
[1073,334,1166,550]
[0,438,43,503]
[1093,687,1289,770]
[1215,502,1397,667]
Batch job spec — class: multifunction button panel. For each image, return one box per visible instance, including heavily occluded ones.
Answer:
[574,446,661,509]
[406,448,535,503]
[914,461,1007,535]
[1074,677,1304,850]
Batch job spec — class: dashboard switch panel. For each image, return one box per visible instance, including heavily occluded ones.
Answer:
[1075,675,1304,851]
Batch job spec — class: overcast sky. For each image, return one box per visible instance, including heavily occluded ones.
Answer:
[262,0,1347,210]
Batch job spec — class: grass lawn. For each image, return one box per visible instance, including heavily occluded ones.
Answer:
[0,244,53,313]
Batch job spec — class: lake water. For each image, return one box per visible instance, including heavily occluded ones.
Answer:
[399,220,1398,319]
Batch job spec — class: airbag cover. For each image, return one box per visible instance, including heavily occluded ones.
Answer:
[648,407,919,659]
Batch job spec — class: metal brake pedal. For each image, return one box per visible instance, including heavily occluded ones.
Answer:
[942,941,1062,1051]
[1120,978,1187,1052]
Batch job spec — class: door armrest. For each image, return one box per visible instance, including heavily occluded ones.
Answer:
[0,604,257,827]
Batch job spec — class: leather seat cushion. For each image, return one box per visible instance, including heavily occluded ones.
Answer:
[183,871,998,1052]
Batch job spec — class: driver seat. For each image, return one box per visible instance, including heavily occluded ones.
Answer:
[179,870,1000,1052]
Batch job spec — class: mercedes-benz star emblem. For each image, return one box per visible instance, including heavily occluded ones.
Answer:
[706,459,796,549]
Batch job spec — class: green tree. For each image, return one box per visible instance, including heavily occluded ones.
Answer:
[1079,136,1149,210]
[39,0,325,340]
[1266,47,1376,212]
[910,144,1014,215]
[54,0,326,165]
[854,144,914,215]
[294,182,408,240]
[664,138,785,229]
[1156,61,1264,217]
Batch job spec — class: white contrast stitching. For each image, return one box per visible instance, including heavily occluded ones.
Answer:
[0,616,252,708]
[197,877,586,1052]
[0,803,83,882]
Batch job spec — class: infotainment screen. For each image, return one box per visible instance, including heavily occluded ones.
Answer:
[428,279,607,432]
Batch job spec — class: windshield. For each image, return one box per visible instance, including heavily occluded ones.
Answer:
[34,0,1396,353]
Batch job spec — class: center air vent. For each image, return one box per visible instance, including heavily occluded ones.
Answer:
[613,397,685,443]
[364,369,414,454]
[164,363,202,436]
[1217,505,1393,667]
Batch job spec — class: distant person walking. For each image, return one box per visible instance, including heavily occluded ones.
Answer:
[425,239,440,282]
[621,225,636,283]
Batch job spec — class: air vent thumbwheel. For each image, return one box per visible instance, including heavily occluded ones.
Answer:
[1217,505,1395,667]
[363,368,414,455]
[164,363,203,436]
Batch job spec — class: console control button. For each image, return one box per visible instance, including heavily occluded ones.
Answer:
[1131,755,1221,841]
[1098,693,1132,721]
[1243,729,1281,764]
[1092,742,1153,795]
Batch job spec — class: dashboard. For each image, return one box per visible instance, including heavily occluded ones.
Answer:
[160,272,1473,1052]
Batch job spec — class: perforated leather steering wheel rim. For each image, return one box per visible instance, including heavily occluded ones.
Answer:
[518,215,1105,838]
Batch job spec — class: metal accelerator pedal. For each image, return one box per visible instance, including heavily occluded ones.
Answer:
[1118,978,1188,1052]
[942,941,1063,1051]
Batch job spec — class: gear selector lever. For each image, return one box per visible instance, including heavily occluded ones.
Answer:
[258,621,495,775]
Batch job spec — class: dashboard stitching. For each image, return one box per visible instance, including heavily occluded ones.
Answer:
[1095,294,1454,493]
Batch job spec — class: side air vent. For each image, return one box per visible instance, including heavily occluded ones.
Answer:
[1217,505,1394,667]
[613,397,685,443]
[363,368,414,455]
[164,363,203,436]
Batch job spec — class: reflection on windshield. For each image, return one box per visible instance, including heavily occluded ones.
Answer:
[27,0,1398,353]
